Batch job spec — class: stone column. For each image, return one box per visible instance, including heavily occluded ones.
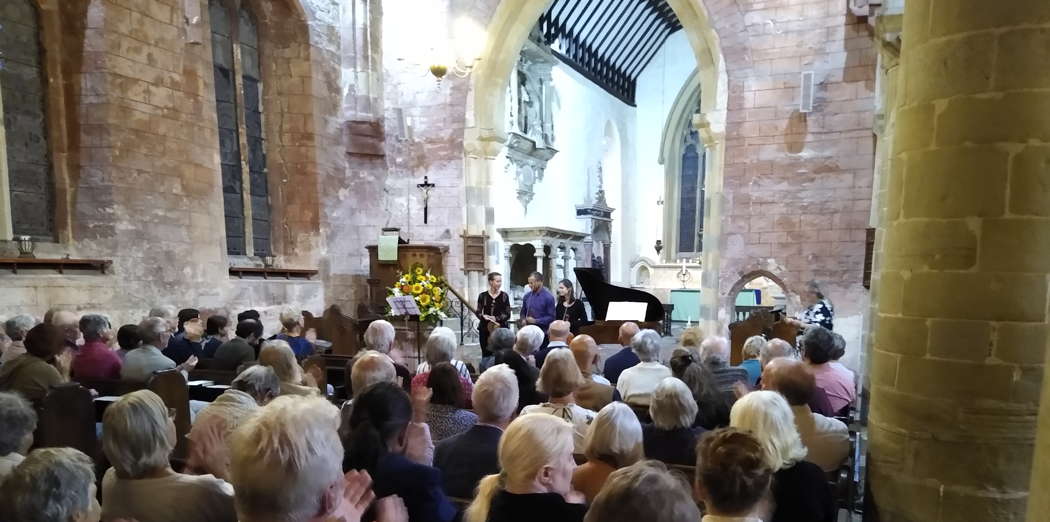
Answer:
[696,115,724,336]
[533,242,546,276]
[868,2,1050,519]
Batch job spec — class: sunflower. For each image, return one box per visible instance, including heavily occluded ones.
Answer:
[411,284,423,295]
[418,294,432,306]
[414,267,424,276]
[432,287,442,297]
[428,274,437,282]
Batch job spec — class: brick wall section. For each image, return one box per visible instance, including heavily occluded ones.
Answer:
[706,0,876,316]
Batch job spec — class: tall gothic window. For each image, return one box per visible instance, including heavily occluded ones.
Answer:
[210,0,270,256]
[677,128,705,256]
[0,0,54,240]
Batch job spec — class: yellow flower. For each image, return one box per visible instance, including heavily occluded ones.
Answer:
[414,267,424,275]
[418,294,432,306]
[428,275,437,282]
[411,284,423,295]
[432,287,442,297]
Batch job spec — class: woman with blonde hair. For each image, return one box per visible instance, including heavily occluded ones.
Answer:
[258,339,317,396]
[571,402,644,502]
[101,390,236,522]
[521,348,596,452]
[677,327,704,353]
[465,413,585,522]
[730,390,834,522]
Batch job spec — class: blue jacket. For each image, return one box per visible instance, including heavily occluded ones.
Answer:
[520,287,556,332]
[602,346,640,386]
[434,424,502,499]
[163,332,202,364]
[373,454,456,522]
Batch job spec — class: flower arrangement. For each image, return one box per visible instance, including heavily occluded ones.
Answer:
[387,263,448,324]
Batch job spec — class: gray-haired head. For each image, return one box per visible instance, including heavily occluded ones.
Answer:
[232,365,282,405]
[649,377,698,430]
[148,305,179,330]
[137,317,171,348]
[102,389,175,479]
[489,328,515,352]
[363,320,396,354]
[760,338,795,368]
[0,447,99,522]
[472,364,519,425]
[4,314,36,341]
[514,325,545,355]
[0,392,37,455]
[78,314,111,342]
[699,336,730,365]
[630,329,662,363]
[425,330,458,366]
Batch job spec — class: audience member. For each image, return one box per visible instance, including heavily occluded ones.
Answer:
[0,391,36,481]
[230,393,404,522]
[643,377,705,465]
[435,364,519,499]
[186,365,281,479]
[482,327,515,373]
[164,308,203,363]
[0,323,70,402]
[0,447,101,522]
[275,308,314,359]
[340,352,435,467]
[762,357,849,473]
[214,319,262,371]
[535,319,571,369]
[669,348,732,429]
[101,389,236,522]
[695,428,773,522]
[522,347,596,452]
[413,330,474,407]
[520,271,556,333]
[494,325,543,410]
[148,305,178,330]
[602,321,640,385]
[830,331,856,385]
[699,336,750,393]
[344,382,456,522]
[363,319,407,384]
[201,315,230,358]
[236,309,261,324]
[415,326,472,379]
[569,334,619,411]
[616,329,671,407]
[572,402,643,502]
[1,314,34,365]
[123,317,195,383]
[259,339,317,396]
[583,460,700,522]
[800,327,855,415]
[759,338,795,369]
[50,309,81,352]
[740,335,764,387]
[426,362,479,441]
[678,326,704,355]
[71,314,121,381]
[465,413,586,522]
[115,323,142,362]
[759,338,835,417]
[731,390,834,522]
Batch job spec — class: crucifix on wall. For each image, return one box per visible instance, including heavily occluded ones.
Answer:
[417,176,436,224]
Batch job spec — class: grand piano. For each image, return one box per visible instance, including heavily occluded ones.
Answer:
[574,267,670,343]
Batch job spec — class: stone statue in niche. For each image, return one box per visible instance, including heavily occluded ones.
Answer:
[517,69,544,141]
[505,40,559,214]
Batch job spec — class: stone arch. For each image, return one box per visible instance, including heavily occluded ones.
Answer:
[724,269,791,322]
[463,0,742,318]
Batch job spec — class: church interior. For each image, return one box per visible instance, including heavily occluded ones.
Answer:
[0,0,1049,521]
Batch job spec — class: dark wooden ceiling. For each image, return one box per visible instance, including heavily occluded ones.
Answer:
[539,0,683,106]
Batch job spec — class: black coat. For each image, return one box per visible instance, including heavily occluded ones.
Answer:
[434,424,502,499]
[486,491,586,522]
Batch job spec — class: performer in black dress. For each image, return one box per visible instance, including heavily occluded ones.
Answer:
[555,279,587,334]
[476,271,511,357]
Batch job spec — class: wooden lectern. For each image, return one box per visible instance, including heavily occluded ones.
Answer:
[364,243,448,315]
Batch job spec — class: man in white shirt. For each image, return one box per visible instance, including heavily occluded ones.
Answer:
[616,329,670,407]
[762,357,849,472]
[122,317,196,382]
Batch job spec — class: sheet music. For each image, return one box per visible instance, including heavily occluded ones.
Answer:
[606,301,648,321]
[387,295,421,316]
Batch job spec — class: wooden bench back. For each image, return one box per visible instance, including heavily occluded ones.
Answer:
[303,305,367,356]
[148,369,191,461]
[34,383,98,459]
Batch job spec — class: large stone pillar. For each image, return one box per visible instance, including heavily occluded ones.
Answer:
[696,115,724,336]
[869,2,1050,520]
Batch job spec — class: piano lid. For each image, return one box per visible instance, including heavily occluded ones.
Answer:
[575,267,664,322]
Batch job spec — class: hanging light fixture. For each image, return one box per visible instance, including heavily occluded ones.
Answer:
[428,16,485,83]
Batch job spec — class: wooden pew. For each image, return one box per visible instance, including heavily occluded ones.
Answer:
[33,383,98,459]
[302,355,328,396]
[149,370,191,461]
[729,309,797,364]
[303,305,371,356]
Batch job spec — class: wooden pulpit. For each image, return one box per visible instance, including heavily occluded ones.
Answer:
[364,243,448,314]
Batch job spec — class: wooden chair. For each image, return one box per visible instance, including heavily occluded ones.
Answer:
[147,370,191,461]
[34,383,98,459]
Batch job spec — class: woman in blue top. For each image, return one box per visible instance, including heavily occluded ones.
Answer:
[344,382,456,522]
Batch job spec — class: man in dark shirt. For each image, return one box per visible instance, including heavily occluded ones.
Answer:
[601,321,640,386]
[519,272,556,333]
[434,364,519,499]
[214,319,263,371]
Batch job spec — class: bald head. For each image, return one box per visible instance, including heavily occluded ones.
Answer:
[760,338,795,368]
[761,357,814,406]
[549,321,571,342]
[50,310,80,344]
[570,334,599,376]
[350,350,396,396]
[617,322,640,346]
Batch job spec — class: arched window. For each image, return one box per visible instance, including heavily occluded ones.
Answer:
[676,128,705,256]
[0,0,54,240]
[210,0,271,256]
[660,70,704,259]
